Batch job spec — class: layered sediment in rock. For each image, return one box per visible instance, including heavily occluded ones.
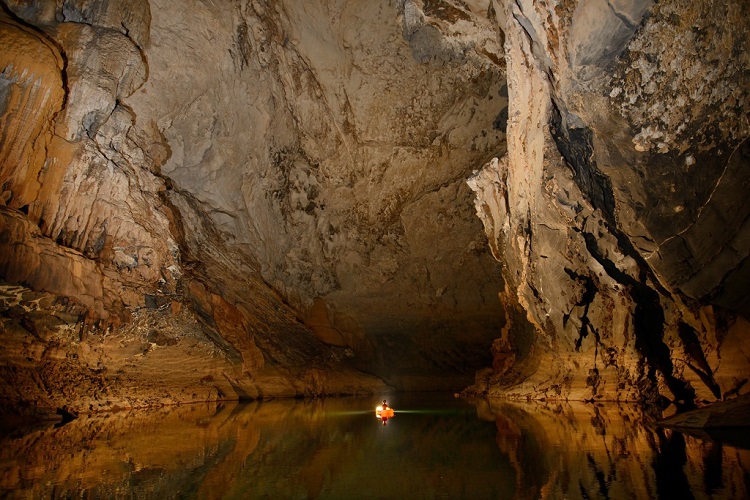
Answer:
[2,0,748,416]
[1,0,507,414]
[466,0,750,408]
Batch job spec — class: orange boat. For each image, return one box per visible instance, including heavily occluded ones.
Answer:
[375,405,395,419]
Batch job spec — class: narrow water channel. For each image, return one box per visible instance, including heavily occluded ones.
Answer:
[1,393,747,498]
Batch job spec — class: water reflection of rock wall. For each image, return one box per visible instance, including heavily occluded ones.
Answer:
[476,400,750,499]
[1,399,511,498]
[1,399,747,498]
[0,402,261,498]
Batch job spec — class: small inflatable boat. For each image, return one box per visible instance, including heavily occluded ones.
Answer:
[376,405,395,419]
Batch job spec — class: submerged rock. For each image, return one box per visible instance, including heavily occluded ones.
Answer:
[659,394,750,430]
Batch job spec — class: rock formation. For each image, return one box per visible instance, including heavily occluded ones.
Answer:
[466,0,750,409]
[1,0,507,414]
[1,0,748,416]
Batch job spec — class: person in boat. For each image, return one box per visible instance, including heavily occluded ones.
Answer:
[377,400,391,425]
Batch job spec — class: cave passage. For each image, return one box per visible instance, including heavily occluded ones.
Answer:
[1,0,749,427]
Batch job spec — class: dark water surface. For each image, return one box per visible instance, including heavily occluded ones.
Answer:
[1,393,748,499]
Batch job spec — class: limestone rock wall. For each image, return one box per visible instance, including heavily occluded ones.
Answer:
[6,0,746,415]
[1,0,509,413]
[120,0,509,388]
[467,0,750,408]
[0,1,401,413]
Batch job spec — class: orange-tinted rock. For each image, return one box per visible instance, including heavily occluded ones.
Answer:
[0,12,65,208]
[305,297,349,347]
[2,0,749,416]
[467,0,750,410]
